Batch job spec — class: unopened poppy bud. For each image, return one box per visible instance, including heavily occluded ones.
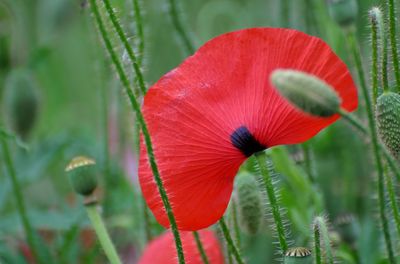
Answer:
[284,247,312,264]
[3,69,40,138]
[235,173,262,234]
[66,156,98,196]
[327,0,358,28]
[271,69,341,117]
[376,92,400,160]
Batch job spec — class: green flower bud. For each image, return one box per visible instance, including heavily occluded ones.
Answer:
[271,69,341,117]
[376,92,400,160]
[327,0,358,28]
[66,156,98,196]
[3,69,40,138]
[235,173,263,235]
[284,247,312,264]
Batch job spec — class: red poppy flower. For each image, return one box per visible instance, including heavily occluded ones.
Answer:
[138,230,224,264]
[139,28,358,230]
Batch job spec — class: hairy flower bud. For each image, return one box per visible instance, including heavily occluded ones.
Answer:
[66,156,98,196]
[327,0,358,27]
[271,69,341,117]
[376,92,400,160]
[284,247,312,264]
[235,173,263,235]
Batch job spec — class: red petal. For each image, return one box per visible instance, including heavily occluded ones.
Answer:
[139,28,358,230]
[138,230,225,264]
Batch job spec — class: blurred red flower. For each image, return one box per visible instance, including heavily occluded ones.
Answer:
[139,28,358,230]
[138,230,224,264]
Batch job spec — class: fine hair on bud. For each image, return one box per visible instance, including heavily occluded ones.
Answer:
[3,68,40,139]
[376,92,400,160]
[284,247,312,264]
[66,156,98,196]
[270,69,341,117]
[327,0,358,28]
[235,172,263,235]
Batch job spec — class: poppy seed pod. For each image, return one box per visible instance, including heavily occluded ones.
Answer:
[284,247,312,264]
[327,0,358,27]
[3,69,40,138]
[271,69,341,117]
[66,156,98,196]
[376,92,400,160]
[235,173,263,235]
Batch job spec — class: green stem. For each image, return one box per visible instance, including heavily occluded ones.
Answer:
[384,164,400,240]
[387,0,400,90]
[1,137,41,263]
[85,204,122,264]
[345,30,395,263]
[102,0,146,95]
[88,1,185,263]
[219,216,245,264]
[193,231,210,264]
[167,0,195,55]
[142,198,152,242]
[132,0,145,66]
[313,222,322,264]
[370,10,379,106]
[301,143,314,183]
[254,151,288,253]
[338,109,400,185]
[281,0,290,27]
[313,217,334,264]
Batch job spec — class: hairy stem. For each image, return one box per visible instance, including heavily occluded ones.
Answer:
[345,30,395,263]
[102,0,146,95]
[193,231,210,264]
[167,0,195,55]
[132,0,145,65]
[313,217,334,264]
[254,151,288,252]
[219,216,245,264]
[88,0,185,263]
[387,0,400,90]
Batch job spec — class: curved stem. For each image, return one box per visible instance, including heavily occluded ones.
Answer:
[102,0,146,95]
[86,204,122,264]
[193,231,210,264]
[88,1,185,263]
[254,151,288,253]
[387,0,400,90]
[1,137,41,263]
[345,30,395,263]
[219,216,245,264]
[167,0,195,55]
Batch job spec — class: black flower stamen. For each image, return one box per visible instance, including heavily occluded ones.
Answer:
[230,126,266,157]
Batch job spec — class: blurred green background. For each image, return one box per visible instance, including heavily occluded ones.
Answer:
[0,0,394,263]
